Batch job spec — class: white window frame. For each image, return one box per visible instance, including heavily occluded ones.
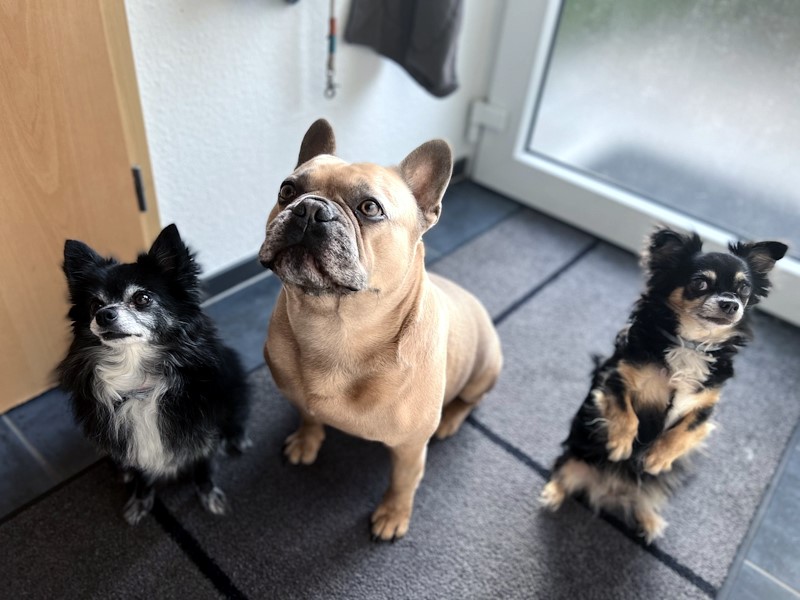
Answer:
[472,0,800,326]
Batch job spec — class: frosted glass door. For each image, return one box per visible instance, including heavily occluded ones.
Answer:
[529,0,800,257]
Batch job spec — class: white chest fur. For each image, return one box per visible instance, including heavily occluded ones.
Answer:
[663,345,715,428]
[92,344,174,475]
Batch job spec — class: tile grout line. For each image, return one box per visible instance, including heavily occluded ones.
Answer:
[151,499,250,600]
[743,560,800,598]
[1,414,60,482]
[465,415,717,598]
[426,205,524,268]
[717,417,800,599]
[493,238,600,327]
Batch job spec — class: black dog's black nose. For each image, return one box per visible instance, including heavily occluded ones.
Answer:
[718,298,739,315]
[96,307,118,327]
[291,197,335,223]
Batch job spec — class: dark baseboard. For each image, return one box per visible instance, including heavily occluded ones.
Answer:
[452,156,468,182]
[201,156,469,301]
[201,256,265,300]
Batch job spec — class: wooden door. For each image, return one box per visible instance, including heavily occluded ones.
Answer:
[0,1,159,411]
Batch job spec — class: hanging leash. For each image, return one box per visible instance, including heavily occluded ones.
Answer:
[324,0,338,99]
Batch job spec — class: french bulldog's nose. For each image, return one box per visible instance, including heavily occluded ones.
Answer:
[291,197,335,223]
[95,307,118,327]
[718,297,739,315]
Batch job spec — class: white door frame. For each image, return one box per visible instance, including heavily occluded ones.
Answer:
[472,0,800,326]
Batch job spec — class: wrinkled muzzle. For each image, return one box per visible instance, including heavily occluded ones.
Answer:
[259,196,368,293]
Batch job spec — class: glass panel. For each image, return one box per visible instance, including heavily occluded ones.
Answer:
[529,0,800,257]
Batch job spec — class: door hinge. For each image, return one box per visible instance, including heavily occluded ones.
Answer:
[131,166,147,212]
[467,100,508,144]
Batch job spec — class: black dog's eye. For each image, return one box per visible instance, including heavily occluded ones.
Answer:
[278,182,296,204]
[133,291,151,307]
[358,199,383,219]
[691,278,709,292]
[738,282,752,296]
[89,299,103,315]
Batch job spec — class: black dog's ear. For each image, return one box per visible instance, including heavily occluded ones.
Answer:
[63,240,111,287]
[642,227,702,275]
[297,119,336,168]
[399,139,453,232]
[145,224,201,290]
[729,241,788,276]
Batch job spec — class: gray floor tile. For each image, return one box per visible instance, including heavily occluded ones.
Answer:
[430,208,593,318]
[0,418,57,519]
[747,438,800,591]
[0,462,222,599]
[727,562,800,600]
[5,387,99,479]
[424,181,521,257]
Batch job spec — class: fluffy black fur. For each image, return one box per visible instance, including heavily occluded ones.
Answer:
[58,224,251,524]
[544,227,787,542]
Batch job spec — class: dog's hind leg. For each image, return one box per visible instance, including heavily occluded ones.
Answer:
[123,471,156,525]
[194,459,228,516]
[539,457,591,511]
[634,499,667,544]
[435,354,502,440]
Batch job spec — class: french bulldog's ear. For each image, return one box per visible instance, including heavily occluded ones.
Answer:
[297,119,336,168]
[145,224,201,292]
[63,240,111,288]
[729,240,788,276]
[641,227,702,276]
[399,139,453,231]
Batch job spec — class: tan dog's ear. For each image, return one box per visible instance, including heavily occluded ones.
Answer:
[297,119,336,168]
[399,140,453,231]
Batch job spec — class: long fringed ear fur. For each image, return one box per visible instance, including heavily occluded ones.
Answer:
[297,119,336,168]
[141,224,201,299]
[729,240,788,301]
[641,227,702,286]
[398,139,453,232]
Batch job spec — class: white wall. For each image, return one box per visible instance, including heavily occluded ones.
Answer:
[125,0,503,277]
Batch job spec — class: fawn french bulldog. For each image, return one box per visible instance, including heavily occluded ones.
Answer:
[259,119,502,541]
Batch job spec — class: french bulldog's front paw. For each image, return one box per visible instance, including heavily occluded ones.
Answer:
[283,427,324,465]
[606,438,634,462]
[123,493,154,525]
[199,486,228,516]
[643,452,673,476]
[370,499,412,542]
[539,480,566,511]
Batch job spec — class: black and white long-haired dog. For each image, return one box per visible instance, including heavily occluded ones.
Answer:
[59,224,251,524]
[541,227,787,543]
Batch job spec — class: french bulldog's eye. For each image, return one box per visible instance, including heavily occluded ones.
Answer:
[133,291,152,307]
[279,182,296,203]
[738,282,751,296]
[358,199,383,218]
